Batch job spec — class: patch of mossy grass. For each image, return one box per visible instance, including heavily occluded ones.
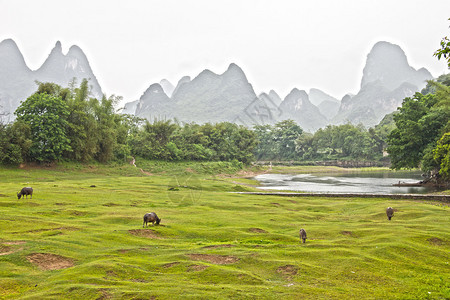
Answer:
[0,162,448,299]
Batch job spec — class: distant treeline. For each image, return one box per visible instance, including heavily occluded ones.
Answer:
[0,77,449,182]
[0,80,257,165]
[253,120,388,162]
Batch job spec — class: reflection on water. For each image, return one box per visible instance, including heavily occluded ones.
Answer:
[253,172,439,194]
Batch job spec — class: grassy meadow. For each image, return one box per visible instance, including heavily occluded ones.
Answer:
[0,161,449,299]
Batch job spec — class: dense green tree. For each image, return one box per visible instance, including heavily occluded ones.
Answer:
[422,82,450,176]
[253,124,277,160]
[0,121,32,164]
[273,120,303,160]
[64,78,100,161]
[253,120,302,161]
[91,94,128,163]
[374,112,396,142]
[433,132,450,180]
[237,129,257,163]
[171,123,213,161]
[34,81,68,99]
[294,132,314,159]
[226,123,258,164]
[254,121,384,162]
[422,74,450,95]
[0,80,137,165]
[309,124,383,161]
[368,127,385,155]
[0,123,25,164]
[114,114,140,161]
[387,92,449,170]
[129,121,256,163]
[311,126,334,157]
[14,91,71,163]
[387,93,433,169]
[131,119,179,160]
[200,122,257,163]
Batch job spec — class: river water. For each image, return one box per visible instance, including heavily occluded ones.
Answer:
[253,172,440,194]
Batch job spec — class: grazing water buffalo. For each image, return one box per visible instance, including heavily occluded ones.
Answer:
[386,207,394,220]
[299,228,307,243]
[143,212,161,227]
[17,187,33,199]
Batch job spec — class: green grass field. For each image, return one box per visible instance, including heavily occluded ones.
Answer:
[0,162,448,299]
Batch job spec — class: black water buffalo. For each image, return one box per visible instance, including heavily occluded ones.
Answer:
[17,187,33,199]
[143,212,161,227]
[299,228,307,243]
[386,207,394,220]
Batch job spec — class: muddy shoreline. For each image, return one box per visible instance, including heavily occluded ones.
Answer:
[393,181,450,189]
[234,191,450,203]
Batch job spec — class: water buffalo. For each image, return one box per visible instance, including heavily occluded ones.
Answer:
[386,207,394,220]
[143,212,161,227]
[299,228,307,243]
[17,187,33,199]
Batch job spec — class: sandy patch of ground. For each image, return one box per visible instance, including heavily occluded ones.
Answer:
[163,262,180,268]
[1,242,25,256]
[97,288,112,300]
[340,231,354,236]
[140,169,153,176]
[0,245,12,256]
[277,265,298,280]
[188,254,239,265]
[235,169,268,178]
[249,228,268,233]
[0,241,26,256]
[427,237,445,246]
[3,241,26,245]
[27,253,74,270]
[128,229,161,239]
[69,210,87,216]
[188,264,209,272]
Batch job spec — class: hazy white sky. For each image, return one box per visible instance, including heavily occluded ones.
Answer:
[1,0,449,105]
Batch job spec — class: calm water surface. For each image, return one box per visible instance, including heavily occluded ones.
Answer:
[253,172,440,194]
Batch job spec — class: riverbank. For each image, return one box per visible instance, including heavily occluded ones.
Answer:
[234,192,450,203]
[250,164,392,175]
[254,159,391,168]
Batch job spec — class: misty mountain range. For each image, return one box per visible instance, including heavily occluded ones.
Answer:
[0,39,433,131]
[0,39,102,122]
[122,40,432,130]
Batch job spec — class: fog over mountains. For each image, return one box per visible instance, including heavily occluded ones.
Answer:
[0,39,102,122]
[0,39,433,130]
[123,41,433,131]
[333,41,432,127]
